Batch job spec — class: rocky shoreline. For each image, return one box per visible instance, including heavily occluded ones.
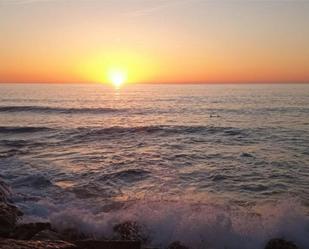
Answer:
[0,179,300,249]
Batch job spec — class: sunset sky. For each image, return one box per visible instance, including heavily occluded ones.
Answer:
[0,0,309,84]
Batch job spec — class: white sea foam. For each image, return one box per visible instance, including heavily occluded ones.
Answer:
[46,198,309,249]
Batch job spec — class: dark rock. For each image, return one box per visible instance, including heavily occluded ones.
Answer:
[167,241,190,249]
[60,228,88,241]
[0,203,22,236]
[113,221,148,243]
[10,222,51,240]
[0,180,10,202]
[265,238,298,249]
[0,239,77,249]
[75,240,141,249]
[0,179,23,237]
[31,229,63,241]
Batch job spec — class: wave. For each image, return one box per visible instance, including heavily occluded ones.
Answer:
[0,126,52,133]
[208,106,309,114]
[0,126,51,133]
[0,106,125,114]
[58,125,250,145]
[45,199,309,249]
[12,174,52,188]
[69,125,247,138]
[99,169,151,183]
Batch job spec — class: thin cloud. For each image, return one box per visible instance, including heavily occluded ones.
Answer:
[126,0,201,17]
[0,0,85,5]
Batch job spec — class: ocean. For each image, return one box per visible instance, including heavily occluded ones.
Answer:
[0,83,308,249]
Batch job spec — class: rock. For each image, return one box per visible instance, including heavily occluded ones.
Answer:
[60,228,88,241]
[0,180,10,202]
[75,240,141,249]
[264,238,298,249]
[0,179,23,237]
[0,239,77,249]
[10,222,51,240]
[32,229,63,241]
[167,241,190,249]
[113,221,148,243]
[0,203,22,236]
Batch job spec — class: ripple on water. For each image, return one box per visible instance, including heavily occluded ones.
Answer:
[240,184,269,192]
[12,174,52,188]
[98,169,151,183]
[69,182,121,199]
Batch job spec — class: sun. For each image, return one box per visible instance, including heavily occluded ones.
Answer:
[108,69,127,88]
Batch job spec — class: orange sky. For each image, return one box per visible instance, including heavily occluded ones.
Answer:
[0,0,309,84]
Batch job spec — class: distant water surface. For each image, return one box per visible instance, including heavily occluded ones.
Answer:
[0,84,308,249]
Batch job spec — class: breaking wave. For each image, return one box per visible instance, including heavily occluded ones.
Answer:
[44,199,309,249]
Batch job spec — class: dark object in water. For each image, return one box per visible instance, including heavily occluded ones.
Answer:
[240,152,254,158]
[75,240,141,249]
[209,114,220,118]
[265,238,298,249]
[167,241,190,249]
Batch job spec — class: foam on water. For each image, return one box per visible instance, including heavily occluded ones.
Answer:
[26,198,309,249]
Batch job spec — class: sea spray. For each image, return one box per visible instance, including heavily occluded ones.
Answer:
[47,199,309,249]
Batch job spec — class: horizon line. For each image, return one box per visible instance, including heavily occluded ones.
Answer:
[1,81,309,85]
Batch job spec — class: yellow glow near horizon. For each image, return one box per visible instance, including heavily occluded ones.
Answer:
[108,69,127,88]
[77,50,157,85]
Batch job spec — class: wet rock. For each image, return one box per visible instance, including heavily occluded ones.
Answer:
[264,238,298,249]
[32,229,63,241]
[0,180,10,202]
[167,241,190,249]
[60,228,88,241]
[0,239,77,249]
[11,222,51,240]
[0,179,23,237]
[75,240,141,249]
[0,203,22,236]
[113,221,148,243]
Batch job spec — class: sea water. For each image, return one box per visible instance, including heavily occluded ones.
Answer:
[0,83,308,248]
